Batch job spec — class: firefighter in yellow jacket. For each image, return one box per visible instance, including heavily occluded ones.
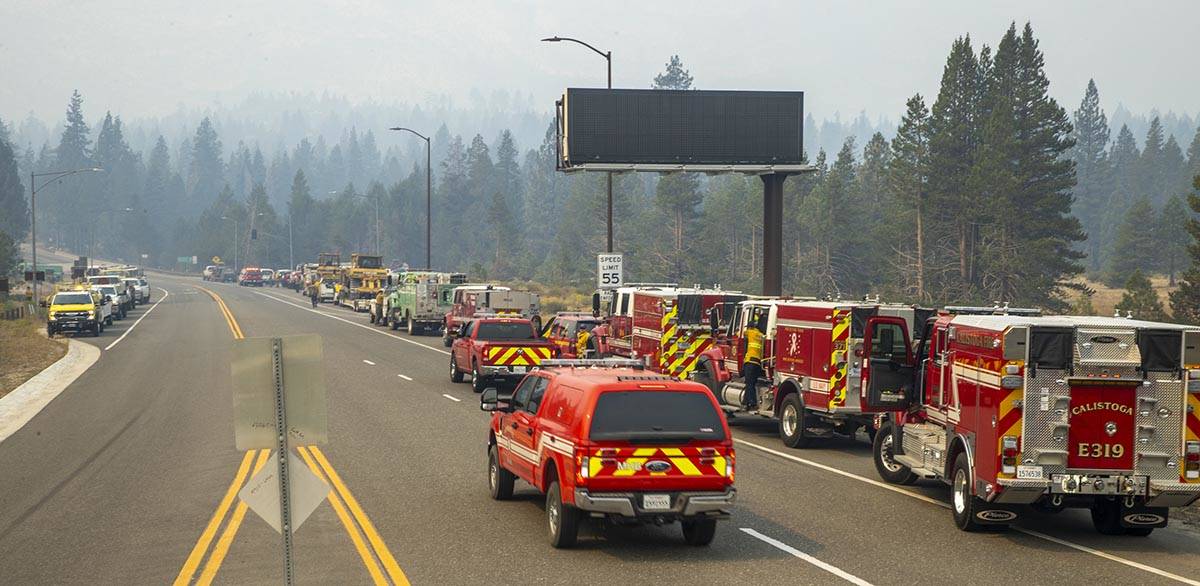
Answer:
[742,314,765,409]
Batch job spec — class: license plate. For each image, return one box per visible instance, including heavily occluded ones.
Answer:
[642,494,671,510]
[511,366,527,374]
[1017,465,1044,480]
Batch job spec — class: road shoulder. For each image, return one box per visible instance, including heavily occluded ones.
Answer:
[0,339,101,443]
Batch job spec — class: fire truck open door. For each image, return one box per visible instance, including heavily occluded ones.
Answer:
[860,316,916,412]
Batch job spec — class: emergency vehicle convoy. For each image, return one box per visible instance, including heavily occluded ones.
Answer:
[692,298,932,448]
[442,285,542,346]
[377,270,467,334]
[481,359,736,548]
[863,309,1200,534]
[335,253,388,312]
[587,284,748,381]
[449,316,554,392]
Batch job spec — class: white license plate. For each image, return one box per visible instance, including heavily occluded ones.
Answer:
[511,366,527,374]
[642,494,671,510]
[1017,465,1044,480]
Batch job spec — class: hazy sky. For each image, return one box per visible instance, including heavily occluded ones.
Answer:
[2,0,1197,124]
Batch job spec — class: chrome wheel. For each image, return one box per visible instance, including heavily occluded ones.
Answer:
[953,467,968,514]
[489,459,498,491]
[781,404,798,437]
[879,433,903,473]
[548,497,560,536]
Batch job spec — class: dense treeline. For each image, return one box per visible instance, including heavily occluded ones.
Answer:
[3,22,1199,316]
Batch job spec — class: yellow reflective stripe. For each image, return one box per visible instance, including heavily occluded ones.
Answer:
[589,457,603,477]
[660,448,684,456]
[711,456,727,476]
[633,448,658,457]
[670,457,702,476]
[828,309,851,409]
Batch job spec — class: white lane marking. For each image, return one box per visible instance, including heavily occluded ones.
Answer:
[441,394,461,402]
[251,290,451,356]
[740,528,873,586]
[363,359,376,366]
[398,374,413,381]
[104,288,170,351]
[734,439,1200,585]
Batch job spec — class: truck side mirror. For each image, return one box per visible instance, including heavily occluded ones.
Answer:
[591,292,601,317]
[480,387,506,412]
[709,306,720,335]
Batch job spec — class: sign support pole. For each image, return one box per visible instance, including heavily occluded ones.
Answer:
[271,337,295,585]
[761,174,786,296]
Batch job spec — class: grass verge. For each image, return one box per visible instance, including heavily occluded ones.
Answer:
[0,316,67,399]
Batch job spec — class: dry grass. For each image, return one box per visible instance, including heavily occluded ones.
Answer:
[0,315,67,398]
[499,280,591,315]
[1072,275,1177,317]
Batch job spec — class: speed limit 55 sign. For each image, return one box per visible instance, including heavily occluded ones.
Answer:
[597,254,623,289]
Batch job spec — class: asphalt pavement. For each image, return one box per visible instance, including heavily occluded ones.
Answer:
[1,271,1198,585]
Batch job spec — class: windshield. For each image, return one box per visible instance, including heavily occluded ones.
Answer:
[53,293,93,305]
[97,286,118,296]
[589,390,725,441]
[357,256,383,268]
[475,322,535,341]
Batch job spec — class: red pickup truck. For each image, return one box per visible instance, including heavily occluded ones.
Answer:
[481,360,736,548]
[449,317,553,392]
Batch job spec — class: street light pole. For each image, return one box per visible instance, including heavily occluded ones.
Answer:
[542,35,614,253]
[288,214,294,269]
[29,167,104,305]
[388,127,432,269]
[222,216,238,273]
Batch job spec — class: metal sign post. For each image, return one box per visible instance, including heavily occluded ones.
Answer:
[270,337,295,585]
[232,334,329,585]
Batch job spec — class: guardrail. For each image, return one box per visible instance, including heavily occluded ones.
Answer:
[2,305,29,320]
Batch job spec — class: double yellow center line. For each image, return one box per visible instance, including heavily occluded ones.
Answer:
[177,286,408,585]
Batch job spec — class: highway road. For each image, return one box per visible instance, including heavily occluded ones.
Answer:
[1,270,1199,585]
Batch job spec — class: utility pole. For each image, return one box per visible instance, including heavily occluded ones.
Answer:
[388,127,432,268]
[542,35,614,252]
[29,167,104,305]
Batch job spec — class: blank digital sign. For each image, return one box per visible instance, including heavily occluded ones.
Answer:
[560,88,803,166]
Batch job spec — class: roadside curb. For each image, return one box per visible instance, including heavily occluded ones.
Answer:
[0,339,101,443]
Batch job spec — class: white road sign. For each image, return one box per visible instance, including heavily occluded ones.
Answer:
[239,450,329,534]
[597,254,623,289]
[232,335,328,450]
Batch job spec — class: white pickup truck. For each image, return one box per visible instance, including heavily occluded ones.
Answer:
[123,277,151,304]
[92,285,129,320]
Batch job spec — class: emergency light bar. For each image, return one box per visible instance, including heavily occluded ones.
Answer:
[537,359,645,370]
[944,305,1042,316]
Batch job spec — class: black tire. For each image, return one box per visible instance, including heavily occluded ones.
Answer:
[681,518,718,546]
[873,422,918,485]
[951,452,986,531]
[407,314,415,335]
[92,324,101,337]
[450,355,464,383]
[546,480,579,548]
[779,394,812,448]
[47,325,56,337]
[390,316,399,331]
[369,311,376,324]
[1090,499,1125,535]
[693,362,721,402]
[471,362,486,393]
[488,445,514,500]
[443,332,453,347]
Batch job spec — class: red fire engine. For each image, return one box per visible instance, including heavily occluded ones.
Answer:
[864,309,1200,533]
[689,298,931,448]
[588,285,747,381]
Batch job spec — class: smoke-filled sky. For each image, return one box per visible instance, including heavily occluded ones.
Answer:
[1,0,1196,123]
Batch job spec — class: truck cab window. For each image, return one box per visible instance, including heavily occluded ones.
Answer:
[525,378,550,414]
[872,323,907,361]
[511,376,538,411]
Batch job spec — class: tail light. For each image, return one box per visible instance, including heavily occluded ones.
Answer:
[1187,442,1200,480]
[727,450,736,483]
[1002,436,1019,475]
[576,450,590,484]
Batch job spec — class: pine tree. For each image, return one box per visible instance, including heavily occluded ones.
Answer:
[0,230,18,278]
[1106,195,1158,283]
[0,116,29,242]
[1157,195,1190,285]
[494,130,522,219]
[927,36,982,293]
[142,136,172,216]
[1069,79,1111,270]
[1185,127,1200,194]
[889,95,931,299]
[188,117,224,213]
[51,91,93,252]
[1140,117,1167,205]
[652,55,694,90]
[1114,268,1166,321]
[1169,175,1200,323]
[487,190,514,276]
